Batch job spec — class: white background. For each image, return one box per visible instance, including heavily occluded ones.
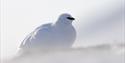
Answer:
[1,0,124,59]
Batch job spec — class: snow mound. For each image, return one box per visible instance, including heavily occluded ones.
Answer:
[3,43,125,63]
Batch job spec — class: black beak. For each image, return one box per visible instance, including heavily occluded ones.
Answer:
[67,17,75,20]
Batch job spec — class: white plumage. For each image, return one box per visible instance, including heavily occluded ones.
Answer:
[20,13,76,50]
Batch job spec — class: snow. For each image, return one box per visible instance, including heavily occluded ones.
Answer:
[1,0,124,63]
[2,43,125,63]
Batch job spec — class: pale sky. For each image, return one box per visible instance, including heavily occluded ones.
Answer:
[1,0,124,59]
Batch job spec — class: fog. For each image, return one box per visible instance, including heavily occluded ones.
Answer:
[1,0,124,63]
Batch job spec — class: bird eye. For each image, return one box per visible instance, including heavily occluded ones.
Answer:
[67,17,75,20]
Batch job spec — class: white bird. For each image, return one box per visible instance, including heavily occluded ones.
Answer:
[20,13,76,51]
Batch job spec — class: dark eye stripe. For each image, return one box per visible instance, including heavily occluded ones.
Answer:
[67,17,75,20]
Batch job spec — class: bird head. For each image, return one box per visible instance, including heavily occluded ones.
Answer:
[57,13,75,25]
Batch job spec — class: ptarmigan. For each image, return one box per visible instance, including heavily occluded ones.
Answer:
[20,13,76,51]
